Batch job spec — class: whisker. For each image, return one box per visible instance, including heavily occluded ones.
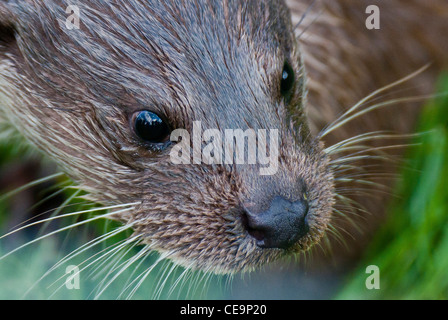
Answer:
[335,172,400,184]
[334,193,368,215]
[117,248,155,300]
[319,65,431,138]
[47,237,129,291]
[125,250,173,300]
[0,172,66,202]
[93,241,152,299]
[153,262,179,300]
[168,262,196,298]
[8,200,89,234]
[293,0,318,31]
[0,205,137,261]
[47,236,140,299]
[326,131,422,155]
[324,94,439,140]
[37,188,82,237]
[331,155,395,166]
[326,222,350,250]
[90,238,141,282]
[39,223,134,284]
[297,9,322,41]
[89,240,143,299]
[0,202,138,241]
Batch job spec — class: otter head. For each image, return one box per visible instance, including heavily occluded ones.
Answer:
[0,0,334,274]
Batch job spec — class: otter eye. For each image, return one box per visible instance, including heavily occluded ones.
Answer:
[280,61,295,101]
[133,111,170,144]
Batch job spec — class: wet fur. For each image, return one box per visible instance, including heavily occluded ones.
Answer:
[0,0,447,275]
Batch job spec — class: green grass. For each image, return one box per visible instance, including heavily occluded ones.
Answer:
[337,75,448,300]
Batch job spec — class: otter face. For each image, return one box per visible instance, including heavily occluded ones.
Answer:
[0,0,334,273]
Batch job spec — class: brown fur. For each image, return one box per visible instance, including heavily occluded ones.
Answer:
[0,0,447,274]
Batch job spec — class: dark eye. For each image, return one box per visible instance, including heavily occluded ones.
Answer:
[133,111,171,144]
[280,61,295,101]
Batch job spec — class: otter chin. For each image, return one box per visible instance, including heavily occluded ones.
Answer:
[0,0,447,278]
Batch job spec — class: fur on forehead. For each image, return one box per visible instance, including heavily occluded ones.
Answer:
[5,0,295,113]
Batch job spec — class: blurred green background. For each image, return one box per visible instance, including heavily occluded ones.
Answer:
[337,74,448,300]
[0,75,447,300]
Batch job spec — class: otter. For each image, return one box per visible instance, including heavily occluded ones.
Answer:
[0,0,447,280]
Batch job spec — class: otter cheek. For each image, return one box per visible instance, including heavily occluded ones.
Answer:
[242,196,310,250]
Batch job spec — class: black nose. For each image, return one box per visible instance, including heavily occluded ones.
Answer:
[242,196,309,250]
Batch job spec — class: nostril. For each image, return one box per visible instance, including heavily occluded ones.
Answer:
[241,196,310,250]
[241,210,268,246]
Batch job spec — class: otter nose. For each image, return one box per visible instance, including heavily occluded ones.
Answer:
[243,196,309,250]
